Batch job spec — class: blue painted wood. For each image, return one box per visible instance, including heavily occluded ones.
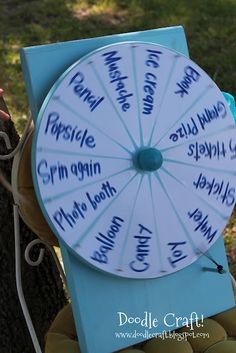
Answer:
[21,26,235,353]
[60,237,234,353]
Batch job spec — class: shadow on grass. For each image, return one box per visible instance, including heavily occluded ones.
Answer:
[0,0,236,131]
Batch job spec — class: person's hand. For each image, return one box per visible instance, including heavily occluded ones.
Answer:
[0,88,10,121]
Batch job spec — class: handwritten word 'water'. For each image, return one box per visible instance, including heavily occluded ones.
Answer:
[142,49,162,115]
[175,66,201,98]
[44,112,96,147]
[91,216,124,264]
[129,224,152,272]
[69,71,104,111]
[193,173,235,207]
[102,50,133,112]
[188,208,217,243]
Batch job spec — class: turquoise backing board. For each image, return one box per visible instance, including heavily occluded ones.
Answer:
[21,26,235,353]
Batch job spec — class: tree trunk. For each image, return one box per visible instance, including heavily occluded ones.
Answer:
[0,104,67,353]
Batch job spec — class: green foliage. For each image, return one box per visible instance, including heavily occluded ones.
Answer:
[1,0,236,132]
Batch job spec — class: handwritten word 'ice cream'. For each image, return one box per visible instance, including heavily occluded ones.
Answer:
[142,49,162,115]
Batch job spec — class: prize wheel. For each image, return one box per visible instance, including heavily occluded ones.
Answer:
[32,41,236,279]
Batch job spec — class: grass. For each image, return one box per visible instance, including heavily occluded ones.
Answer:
[1,0,236,272]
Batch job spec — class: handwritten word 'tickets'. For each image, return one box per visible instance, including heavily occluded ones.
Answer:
[102,50,133,112]
[175,66,201,98]
[187,141,227,161]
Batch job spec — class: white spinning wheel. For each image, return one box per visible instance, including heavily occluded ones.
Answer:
[32,42,236,279]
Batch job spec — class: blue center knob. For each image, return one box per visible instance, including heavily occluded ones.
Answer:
[134,148,163,172]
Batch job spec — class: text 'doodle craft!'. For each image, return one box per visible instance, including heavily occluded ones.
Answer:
[33,41,236,279]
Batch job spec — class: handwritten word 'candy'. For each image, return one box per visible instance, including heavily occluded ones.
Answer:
[175,66,201,98]
[45,112,96,147]
[69,71,104,112]
[188,208,217,243]
[102,50,133,112]
[129,224,152,273]
[193,173,235,207]
[91,216,124,264]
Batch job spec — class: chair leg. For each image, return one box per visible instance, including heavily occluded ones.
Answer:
[13,204,42,353]
[24,238,67,292]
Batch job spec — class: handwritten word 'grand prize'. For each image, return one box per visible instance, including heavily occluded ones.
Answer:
[169,101,227,143]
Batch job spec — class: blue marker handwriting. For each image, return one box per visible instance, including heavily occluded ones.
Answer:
[86,180,117,210]
[142,49,162,115]
[69,71,104,112]
[175,66,201,98]
[129,224,152,272]
[52,180,117,232]
[188,208,218,243]
[169,101,227,142]
[91,216,124,264]
[229,138,236,160]
[187,141,227,161]
[193,173,235,207]
[102,50,133,112]
[37,159,101,185]
[44,112,96,147]
[168,241,187,268]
